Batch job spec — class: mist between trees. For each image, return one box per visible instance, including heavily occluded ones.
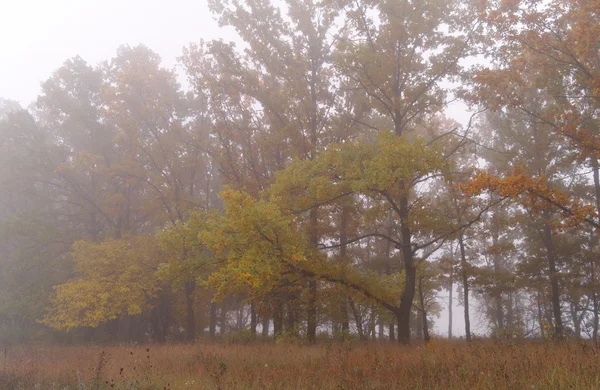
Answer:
[0,0,599,346]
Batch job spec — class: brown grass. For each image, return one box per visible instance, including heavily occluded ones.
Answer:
[0,339,599,389]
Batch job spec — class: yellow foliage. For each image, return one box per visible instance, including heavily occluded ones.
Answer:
[42,236,163,331]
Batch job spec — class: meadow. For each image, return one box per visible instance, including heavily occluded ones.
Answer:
[1,339,599,389]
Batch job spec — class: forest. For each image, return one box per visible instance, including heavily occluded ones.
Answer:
[1,0,600,382]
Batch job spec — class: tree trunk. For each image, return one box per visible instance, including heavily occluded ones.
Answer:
[592,260,599,341]
[459,233,471,342]
[415,311,423,340]
[491,215,505,332]
[448,271,453,340]
[261,313,269,337]
[184,280,196,342]
[537,293,546,339]
[209,301,217,338]
[569,302,581,339]
[418,276,431,342]
[542,220,563,340]
[306,210,318,344]
[340,204,350,335]
[349,297,365,340]
[588,156,600,341]
[250,301,257,334]
[397,194,415,344]
[389,321,395,341]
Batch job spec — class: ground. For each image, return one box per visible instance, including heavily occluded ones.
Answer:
[1,339,599,389]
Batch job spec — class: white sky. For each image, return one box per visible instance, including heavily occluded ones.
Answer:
[0,0,235,106]
[0,0,480,337]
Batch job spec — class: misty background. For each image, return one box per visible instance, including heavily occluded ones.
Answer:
[1,0,485,338]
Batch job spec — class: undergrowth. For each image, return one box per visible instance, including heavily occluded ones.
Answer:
[1,339,599,389]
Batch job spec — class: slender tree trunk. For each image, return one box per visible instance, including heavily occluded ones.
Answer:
[591,157,600,340]
[569,302,581,339]
[273,306,283,339]
[349,297,365,340]
[537,293,546,339]
[250,301,257,334]
[236,301,243,331]
[415,311,423,340]
[491,215,505,332]
[507,292,514,333]
[542,220,563,340]
[418,276,431,342]
[184,280,196,342]
[448,271,453,340]
[262,313,269,337]
[592,260,599,341]
[219,306,227,336]
[397,194,415,344]
[459,233,471,342]
[389,321,395,341]
[306,209,318,344]
[340,204,350,335]
[209,301,217,338]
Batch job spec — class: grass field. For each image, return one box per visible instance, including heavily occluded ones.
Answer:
[1,339,599,389]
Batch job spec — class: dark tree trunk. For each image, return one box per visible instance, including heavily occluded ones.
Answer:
[339,204,350,335]
[537,293,546,339]
[491,215,505,332]
[415,311,423,340]
[592,260,599,341]
[389,321,395,341]
[459,233,471,342]
[273,300,283,339]
[418,276,431,342]
[448,270,453,340]
[306,208,318,343]
[542,220,563,340]
[261,312,270,337]
[250,301,257,334]
[209,301,217,338]
[184,280,196,342]
[397,194,415,344]
[589,157,600,341]
[349,297,365,340]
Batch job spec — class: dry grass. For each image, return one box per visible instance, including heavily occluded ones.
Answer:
[0,339,599,389]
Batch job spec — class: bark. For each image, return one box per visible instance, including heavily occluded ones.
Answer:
[273,299,283,338]
[459,233,471,342]
[340,204,350,334]
[261,313,270,337]
[542,220,563,339]
[389,321,395,341]
[397,194,416,344]
[184,280,196,342]
[307,209,318,344]
[418,276,431,342]
[209,301,217,338]
[348,297,365,340]
[415,311,423,340]
[151,307,165,343]
[591,157,600,340]
[491,215,505,332]
[448,270,453,340]
[569,302,581,339]
[537,294,545,339]
[593,259,599,340]
[250,301,257,334]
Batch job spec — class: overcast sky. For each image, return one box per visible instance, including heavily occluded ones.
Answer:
[0,0,481,337]
[0,0,237,106]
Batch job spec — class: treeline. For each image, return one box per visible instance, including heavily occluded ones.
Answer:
[0,0,598,345]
